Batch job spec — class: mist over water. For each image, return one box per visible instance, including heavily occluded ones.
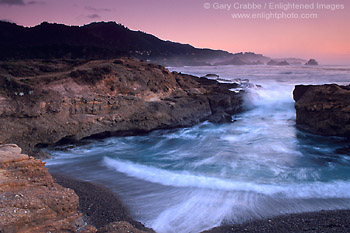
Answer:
[46,65,350,233]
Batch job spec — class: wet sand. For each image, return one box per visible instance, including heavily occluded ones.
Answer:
[204,210,350,233]
[51,173,152,232]
[51,173,350,233]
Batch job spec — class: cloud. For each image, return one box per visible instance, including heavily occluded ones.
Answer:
[88,14,101,19]
[85,6,111,12]
[0,0,24,5]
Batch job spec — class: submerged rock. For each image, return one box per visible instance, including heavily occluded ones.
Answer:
[293,84,350,137]
[204,73,219,78]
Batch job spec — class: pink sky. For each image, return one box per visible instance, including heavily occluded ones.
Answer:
[0,0,349,64]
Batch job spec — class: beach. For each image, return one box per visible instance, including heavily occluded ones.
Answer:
[52,173,350,233]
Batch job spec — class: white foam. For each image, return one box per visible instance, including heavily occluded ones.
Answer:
[102,157,350,199]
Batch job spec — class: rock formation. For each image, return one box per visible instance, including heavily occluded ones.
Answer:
[0,144,97,233]
[305,59,318,66]
[293,84,350,137]
[0,58,244,157]
[214,56,249,65]
[267,60,290,66]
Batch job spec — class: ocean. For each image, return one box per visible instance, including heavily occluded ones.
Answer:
[45,64,350,233]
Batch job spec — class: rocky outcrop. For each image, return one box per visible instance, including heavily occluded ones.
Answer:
[0,58,244,157]
[305,59,318,66]
[267,60,290,66]
[0,144,97,233]
[214,57,249,65]
[293,84,350,137]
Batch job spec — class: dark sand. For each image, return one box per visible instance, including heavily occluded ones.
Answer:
[204,210,350,233]
[51,173,350,233]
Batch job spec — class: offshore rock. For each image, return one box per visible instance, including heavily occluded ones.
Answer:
[0,58,244,157]
[293,84,350,137]
[305,59,318,65]
[0,144,96,233]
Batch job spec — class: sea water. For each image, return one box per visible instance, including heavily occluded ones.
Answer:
[45,65,350,233]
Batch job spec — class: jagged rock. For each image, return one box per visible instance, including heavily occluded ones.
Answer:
[0,144,97,233]
[293,84,350,137]
[305,59,318,65]
[0,58,244,157]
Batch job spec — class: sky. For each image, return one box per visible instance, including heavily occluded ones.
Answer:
[0,0,349,64]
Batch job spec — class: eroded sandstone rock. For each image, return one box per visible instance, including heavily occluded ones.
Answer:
[0,144,96,233]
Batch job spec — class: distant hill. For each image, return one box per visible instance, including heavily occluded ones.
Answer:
[0,21,269,66]
[214,52,270,65]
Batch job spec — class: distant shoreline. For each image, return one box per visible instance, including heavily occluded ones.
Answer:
[51,172,350,233]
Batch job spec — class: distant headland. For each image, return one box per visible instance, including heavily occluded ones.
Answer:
[0,21,314,67]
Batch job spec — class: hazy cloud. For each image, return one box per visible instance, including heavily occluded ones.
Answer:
[0,0,24,5]
[88,14,101,19]
[85,6,111,12]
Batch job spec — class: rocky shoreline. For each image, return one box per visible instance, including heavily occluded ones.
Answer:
[2,144,350,233]
[0,58,244,158]
[51,173,350,233]
[0,58,246,232]
[1,58,350,232]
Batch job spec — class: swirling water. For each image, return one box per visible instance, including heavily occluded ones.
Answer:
[45,65,350,233]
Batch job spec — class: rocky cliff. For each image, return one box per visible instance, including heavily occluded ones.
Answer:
[0,144,97,233]
[0,58,244,157]
[293,84,350,137]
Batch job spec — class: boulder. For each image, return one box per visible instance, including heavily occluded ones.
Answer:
[293,84,350,137]
[305,59,318,65]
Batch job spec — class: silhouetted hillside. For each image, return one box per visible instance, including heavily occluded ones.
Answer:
[0,21,272,66]
[0,21,230,66]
